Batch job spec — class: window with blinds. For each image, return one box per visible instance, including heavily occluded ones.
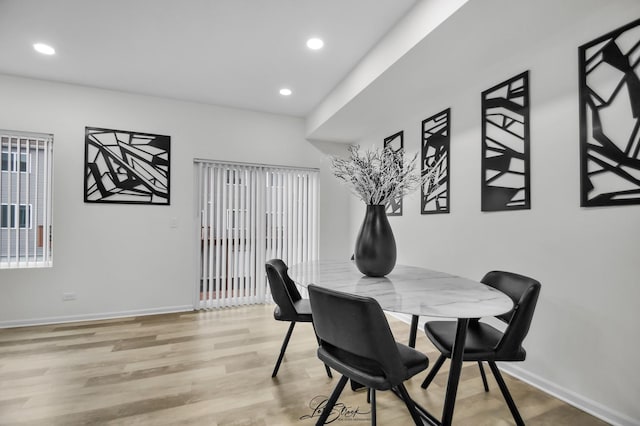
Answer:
[195,160,319,309]
[0,130,53,268]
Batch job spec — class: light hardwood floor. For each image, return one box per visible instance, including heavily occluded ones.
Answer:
[0,305,607,425]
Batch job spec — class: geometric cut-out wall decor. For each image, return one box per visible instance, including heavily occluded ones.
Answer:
[481,71,531,211]
[384,130,404,216]
[421,108,450,214]
[579,18,640,207]
[84,127,171,205]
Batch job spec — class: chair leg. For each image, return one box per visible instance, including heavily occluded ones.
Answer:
[421,354,446,389]
[396,383,423,426]
[488,361,524,426]
[478,361,489,392]
[316,375,349,426]
[272,322,296,377]
[324,364,333,378]
[370,388,376,426]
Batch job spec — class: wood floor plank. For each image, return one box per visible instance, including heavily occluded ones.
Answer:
[0,304,608,425]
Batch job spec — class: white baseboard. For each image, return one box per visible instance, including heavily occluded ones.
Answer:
[500,364,639,426]
[388,312,639,426]
[0,305,194,329]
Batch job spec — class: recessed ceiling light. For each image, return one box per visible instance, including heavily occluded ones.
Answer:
[33,43,55,55]
[279,88,292,96]
[306,38,324,50]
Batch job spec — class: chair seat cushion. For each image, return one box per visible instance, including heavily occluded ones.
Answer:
[396,342,430,377]
[318,342,428,391]
[425,320,526,362]
[273,298,313,322]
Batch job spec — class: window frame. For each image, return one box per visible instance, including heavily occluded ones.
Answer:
[1,150,30,173]
[0,203,33,229]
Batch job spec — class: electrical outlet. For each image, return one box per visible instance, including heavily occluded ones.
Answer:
[62,292,76,301]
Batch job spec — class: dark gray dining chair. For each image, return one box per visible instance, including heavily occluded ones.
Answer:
[265,259,331,378]
[420,270,541,426]
[308,284,429,426]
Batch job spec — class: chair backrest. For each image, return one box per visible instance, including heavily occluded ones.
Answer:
[265,259,302,318]
[481,271,541,357]
[308,284,407,385]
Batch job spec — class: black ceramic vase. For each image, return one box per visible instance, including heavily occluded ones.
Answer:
[354,204,397,277]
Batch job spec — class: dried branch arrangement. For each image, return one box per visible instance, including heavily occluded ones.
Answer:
[331,145,441,206]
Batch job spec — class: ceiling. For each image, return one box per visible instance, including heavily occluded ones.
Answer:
[0,0,416,117]
[307,0,636,142]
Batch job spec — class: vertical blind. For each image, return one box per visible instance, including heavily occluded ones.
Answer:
[195,159,319,309]
[0,130,53,268]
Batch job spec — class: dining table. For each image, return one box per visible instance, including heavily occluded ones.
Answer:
[288,259,514,426]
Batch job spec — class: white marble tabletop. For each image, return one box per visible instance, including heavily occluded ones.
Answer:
[289,260,513,319]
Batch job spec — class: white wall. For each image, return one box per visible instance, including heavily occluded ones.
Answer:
[0,74,351,326]
[347,11,640,426]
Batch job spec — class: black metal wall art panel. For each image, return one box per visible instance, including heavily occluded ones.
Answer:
[579,18,640,207]
[421,108,450,214]
[84,127,171,204]
[481,71,530,211]
[384,131,403,216]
